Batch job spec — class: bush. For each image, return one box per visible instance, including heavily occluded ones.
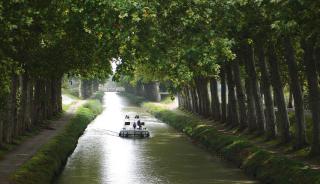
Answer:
[92,91,105,102]
[83,100,103,115]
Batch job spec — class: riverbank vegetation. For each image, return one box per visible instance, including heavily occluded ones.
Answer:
[9,99,103,184]
[142,102,320,184]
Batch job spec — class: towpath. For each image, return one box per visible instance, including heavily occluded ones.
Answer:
[0,99,85,184]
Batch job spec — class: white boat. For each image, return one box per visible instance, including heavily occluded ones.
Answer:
[119,115,150,138]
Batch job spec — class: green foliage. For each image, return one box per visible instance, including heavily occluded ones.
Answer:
[288,112,314,144]
[83,100,103,115]
[9,101,103,184]
[91,91,105,102]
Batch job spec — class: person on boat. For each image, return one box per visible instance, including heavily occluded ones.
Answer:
[125,115,129,119]
[137,119,141,129]
[133,121,137,129]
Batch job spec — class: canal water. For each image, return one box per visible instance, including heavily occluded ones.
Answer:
[56,92,257,184]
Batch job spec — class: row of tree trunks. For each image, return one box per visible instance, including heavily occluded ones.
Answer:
[283,37,307,148]
[243,43,266,134]
[195,78,210,117]
[255,40,276,139]
[124,81,161,102]
[80,79,100,99]
[177,38,320,155]
[267,43,291,143]
[0,74,63,145]
[144,82,161,102]
[135,82,145,97]
[232,58,247,129]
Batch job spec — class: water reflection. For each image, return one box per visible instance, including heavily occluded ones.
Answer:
[56,92,257,184]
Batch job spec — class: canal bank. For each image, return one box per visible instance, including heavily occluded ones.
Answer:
[9,96,103,184]
[139,98,320,184]
[55,92,257,184]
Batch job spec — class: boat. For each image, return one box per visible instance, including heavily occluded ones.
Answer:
[119,115,150,138]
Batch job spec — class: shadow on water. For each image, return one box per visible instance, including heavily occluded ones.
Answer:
[55,92,258,184]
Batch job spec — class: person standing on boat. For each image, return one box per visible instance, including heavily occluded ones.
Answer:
[133,121,137,129]
[137,119,141,129]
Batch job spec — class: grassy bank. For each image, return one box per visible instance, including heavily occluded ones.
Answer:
[142,102,320,184]
[9,99,103,184]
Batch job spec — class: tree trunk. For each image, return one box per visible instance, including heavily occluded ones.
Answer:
[256,41,276,139]
[189,87,195,112]
[195,78,210,117]
[144,82,161,102]
[93,80,99,92]
[267,42,291,143]
[220,66,227,123]
[0,108,4,145]
[287,90,293,108]
[136,82,145,97]
[232,59,247,129]
[226,62,240,126]
[33,79,44,125]
[187,87,193,111]
[80,79,91,99]
[315,45,320,78]
[243,43,266,134]
[18,74,29,135]
[46,79,53,118]
[57,78,63,113]
[5,75,18,143]
[283,36,307,148]
[191,87,199,114]
[195,80,204,115]
[303,38,320,155]
[245,78,257,131]
[210,78,221,121]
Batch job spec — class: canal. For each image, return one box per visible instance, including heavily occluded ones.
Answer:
[56,92,257,184]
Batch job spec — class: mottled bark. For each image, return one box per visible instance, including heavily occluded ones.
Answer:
[283,36,307,148]
[4,75,18,143]
[303,38,320,155]
[195,78,210,117]
[268,43,291,143]
[226,63,240,126]
[220,66,227,123]
[245,78,257,131]
[244,43,266,133]
[256,41,276,138]
[232,59,247,129]
[80,79,92,99]
[18,74,29,135]
[144,82,161,102]
[210,78,221,121]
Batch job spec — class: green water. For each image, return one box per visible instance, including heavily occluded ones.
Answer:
[56,92,257,184]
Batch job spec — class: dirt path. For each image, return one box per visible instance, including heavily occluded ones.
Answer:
[0,100,85,184]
